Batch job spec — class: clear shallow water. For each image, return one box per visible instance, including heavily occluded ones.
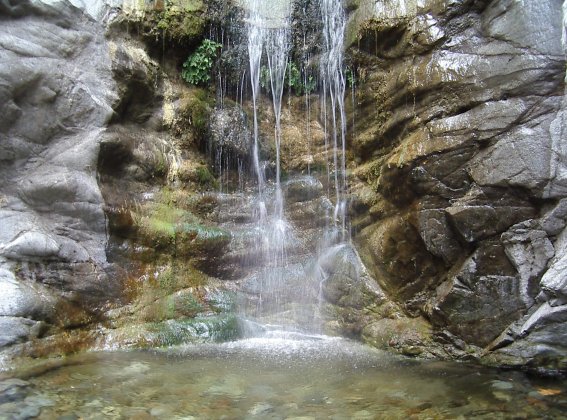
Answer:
[4,336,567,419]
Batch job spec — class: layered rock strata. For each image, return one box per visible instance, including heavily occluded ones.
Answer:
[348,0,567,370]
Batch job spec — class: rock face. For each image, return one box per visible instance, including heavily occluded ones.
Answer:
[0,0,213,362]
[0,0,118,356]
[348,0,567,369]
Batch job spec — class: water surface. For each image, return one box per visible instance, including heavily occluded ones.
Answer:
[4,336,567,419]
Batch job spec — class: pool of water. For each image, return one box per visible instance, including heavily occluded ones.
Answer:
[2,334,566,419]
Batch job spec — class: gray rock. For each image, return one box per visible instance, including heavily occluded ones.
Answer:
[501,220,555,284]
[433,274,528,347]
[492,302,567,366]
[417,208,462,264]
[0,0,119,355]
[2,231,61,261]
[482,0,564,56]
[540,199,567,236]
[39,0,122,21]
[538,228,567,305]
[468,109,560,197]
[0,317,44,348]
[431,242,529,346]
[0,265,49,319]
[0,378,29,404]
[209,106,252,161]
[445,187,535,243]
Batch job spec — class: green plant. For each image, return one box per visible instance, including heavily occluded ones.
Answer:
[304,74,316,95]
[286,61,301,93]
[346,66,356,88]
[260,65,271,92]
[158,266,176,291]
[182,39,222,85]
[260,62,317,96]
[195,165,218,189]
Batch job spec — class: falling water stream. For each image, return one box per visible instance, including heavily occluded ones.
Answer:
[238,0,353,337]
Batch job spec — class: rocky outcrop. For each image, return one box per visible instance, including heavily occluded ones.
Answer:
[0,0,216,364]
[348,0,567,370]
[0,0,119,360]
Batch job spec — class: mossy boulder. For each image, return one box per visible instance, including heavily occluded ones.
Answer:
[103,315,240,348]
[117,0,207,46]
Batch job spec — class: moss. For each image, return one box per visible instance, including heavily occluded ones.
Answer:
[157,266,176,291]
[189,194,218,217]
[195,165,218,188]
[205,290,236,313]
[179,89,212,135]
[140,287,205,322]
[128,1,206,45]
[146,315,240,346]
[176,223,231,256]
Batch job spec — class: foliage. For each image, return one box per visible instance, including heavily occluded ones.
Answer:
[303,73,317,95]
[182,39,222,85]
[259,62,317,96]
[346,66,356,88]
[286,61,302,92]
[260,65,271,92]
[195,165,218,188]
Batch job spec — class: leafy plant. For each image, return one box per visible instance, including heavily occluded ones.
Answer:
[259,65,271,92]
[303,74,317,95]
[182,39,222,85]
[195,165,218,189]
[286,61,302,93]
[260,62,317,96]
[346,66,356,88]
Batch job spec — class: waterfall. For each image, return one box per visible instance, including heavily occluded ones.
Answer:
[320,0,348,239]
[242,0,294,332]
[237,0,350,337]
[247,0,265,200]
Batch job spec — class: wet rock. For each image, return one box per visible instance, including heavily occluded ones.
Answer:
[0,317,45,348]
[320,245,385,309]
[0,379,29,404]
[284,177,323,202]
[431,242,529,346]
[348,0,566,367]
[248,402,273,416]
[468,109,561,197]
[356,214,443,312]
[209,105,252,162]
[490,380,514,391]
[417,208,462,265]
[482,0,563,55]
[362,317,432,354]
[501,220,555,284]
[445,187,536,243]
